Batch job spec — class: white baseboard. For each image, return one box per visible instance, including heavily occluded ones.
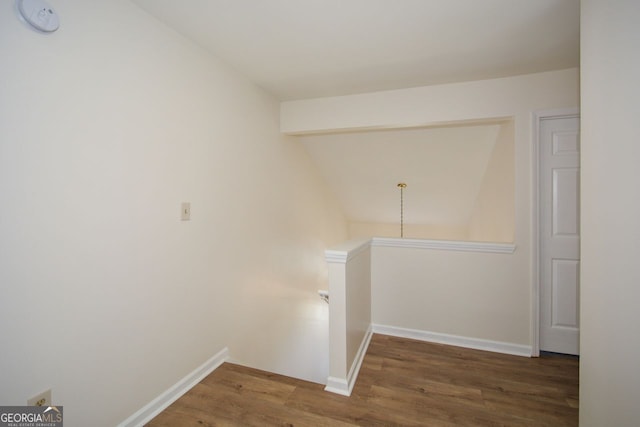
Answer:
[118,347,229,427]
[324,376,350,396]
[372,324,532,357]
[325,324,373,396]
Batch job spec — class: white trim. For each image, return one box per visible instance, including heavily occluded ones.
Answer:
[372,324,532,357]
[324,376,350,396]
[346,324,373,393]
[325,239,371,263]
[533,108,580,121]
[118,347,229,427]
[326,232,519,261]
[371,237,516,254]
[531,108,579,357]
[324,325,373,396]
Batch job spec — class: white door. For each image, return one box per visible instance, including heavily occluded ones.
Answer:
[539,115,580,355]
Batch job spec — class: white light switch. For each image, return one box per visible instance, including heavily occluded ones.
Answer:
[181,202,190,221]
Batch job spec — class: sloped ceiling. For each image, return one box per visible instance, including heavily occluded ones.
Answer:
[129,1,575,235]
[298,123,506,227]
[131,0,580,101]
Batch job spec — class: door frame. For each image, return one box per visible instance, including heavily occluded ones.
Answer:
[531,108,580,357]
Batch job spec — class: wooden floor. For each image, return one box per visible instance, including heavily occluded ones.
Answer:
[147,334,578,426]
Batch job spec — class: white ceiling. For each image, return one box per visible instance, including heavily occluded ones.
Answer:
[130,1,576,235]
[132,0,580,101]
[299,123,505,227]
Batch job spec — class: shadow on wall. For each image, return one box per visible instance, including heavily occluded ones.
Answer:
[299,119,515,243]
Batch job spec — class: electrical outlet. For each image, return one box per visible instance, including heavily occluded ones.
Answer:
[28,389,51,407]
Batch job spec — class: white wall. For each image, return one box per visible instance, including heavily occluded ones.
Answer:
[282,70,579,348]
[298,122,514,240]
[0,1,346,426]
[299,123,506,241]
[345,246,371,372]
[372,245,526,345]
[325,239,371,395]
[281,69,579,134]
[349,222,469,240]
[467,120,515,242]
[580,1,640,425]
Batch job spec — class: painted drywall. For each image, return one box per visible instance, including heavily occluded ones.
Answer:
[345,246,371,373]
[299,124,507,240]
[372,246,527,345]
[349,222,469,240]
[580,1,640,425]
[281,69,579,134]
[467,120,515,242]
[283,69,579,348]
[325,239,371,394]
[0,1,346,426]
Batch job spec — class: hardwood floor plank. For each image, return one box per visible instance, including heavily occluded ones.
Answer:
[201,367,296,405]
[147,334,578,426]
[285,385,402,427]
[482,389,578,427]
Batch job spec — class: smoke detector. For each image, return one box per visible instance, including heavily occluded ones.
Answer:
[18,0,60,33]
